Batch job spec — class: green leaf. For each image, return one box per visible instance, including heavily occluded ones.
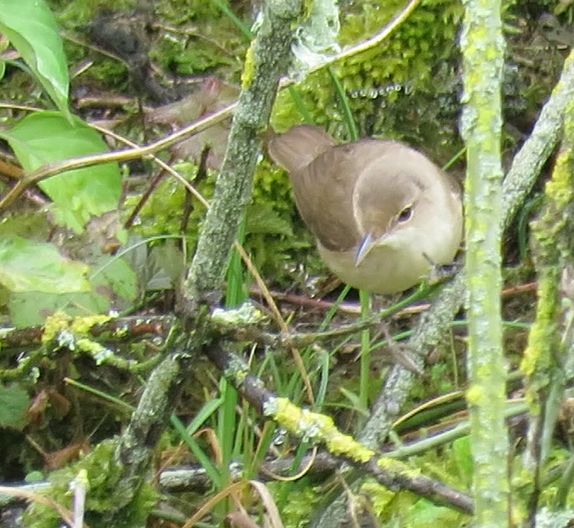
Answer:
[0,0,70,116]
[9,255,138,327]
[90,254,139,303]
[0,236,90,294]
[0,112,122,233]
[0,383,30,430]
[407,499,462,526]
[452,435,474,486]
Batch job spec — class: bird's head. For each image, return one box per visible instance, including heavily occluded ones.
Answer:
[353,157,430,267]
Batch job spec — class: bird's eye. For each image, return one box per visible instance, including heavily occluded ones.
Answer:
[397,205,413,223]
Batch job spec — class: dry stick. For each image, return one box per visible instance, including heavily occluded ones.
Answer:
[312,46,574,528]
[124,156,175,230]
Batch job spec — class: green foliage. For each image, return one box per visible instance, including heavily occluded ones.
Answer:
[0,1,137,326]
[274,0,465,154]
[0,112,123,233]
[22,439,159,528]
[153,33,240,75]
[360,439,471,526]
[271,483,321,528]
[7,254,137,326]
[0,383,30,430]
[0,0,70,117]
[0,236,90,294]
[152,0,247,76]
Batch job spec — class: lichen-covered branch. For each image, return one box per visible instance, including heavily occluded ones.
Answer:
[521,99,574,523]
[459,0,509,526]
[204,342,473,514]
[182,0,303,308]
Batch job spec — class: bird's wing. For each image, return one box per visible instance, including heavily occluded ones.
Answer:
[291,142,372,252]
[267,125,337,173]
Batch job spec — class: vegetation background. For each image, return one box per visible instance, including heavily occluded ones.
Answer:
[0,0,572,527]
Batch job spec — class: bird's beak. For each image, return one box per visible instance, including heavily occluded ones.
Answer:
[355,232,376,267]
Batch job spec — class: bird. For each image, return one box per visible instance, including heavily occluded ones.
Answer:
[267,125,463,294]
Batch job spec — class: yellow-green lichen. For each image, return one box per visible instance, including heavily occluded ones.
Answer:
[114,323,129,338]
[211,302,265,328]
[70,314,111,335]
[466,384,484,405]
[241,42,256,90]
[42,312,73,343]
[75,338,117,365]
[42,313,112,345]
[265,397,375,462]
[223,354,251,386]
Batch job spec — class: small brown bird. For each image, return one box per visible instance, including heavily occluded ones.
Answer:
[268,125,463,293]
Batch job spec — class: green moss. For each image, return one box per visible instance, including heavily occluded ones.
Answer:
[22,439,159,528]
[273,0,464,156]
[270,483,322,528]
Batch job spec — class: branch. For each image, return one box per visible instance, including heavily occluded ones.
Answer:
[459,0,508,525]
[181,1,302,307]
[521,98,574,522]
[204,342,473,514]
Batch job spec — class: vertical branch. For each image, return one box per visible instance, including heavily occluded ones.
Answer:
[182,0,303,308]
[522,99,574,522]
[459,1,508,527]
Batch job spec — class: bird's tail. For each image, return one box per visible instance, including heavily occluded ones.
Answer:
[266,125,337,173]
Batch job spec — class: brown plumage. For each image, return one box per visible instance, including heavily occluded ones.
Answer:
[268,125,463,293]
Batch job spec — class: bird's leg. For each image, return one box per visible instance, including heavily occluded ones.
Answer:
[423,252,463,286]
[370,292,400,312]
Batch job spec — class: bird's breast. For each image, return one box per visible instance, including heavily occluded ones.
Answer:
[317,242,433,294]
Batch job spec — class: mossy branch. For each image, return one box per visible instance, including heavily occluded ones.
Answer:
[182,0,303,307]
[521,98,574,519]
